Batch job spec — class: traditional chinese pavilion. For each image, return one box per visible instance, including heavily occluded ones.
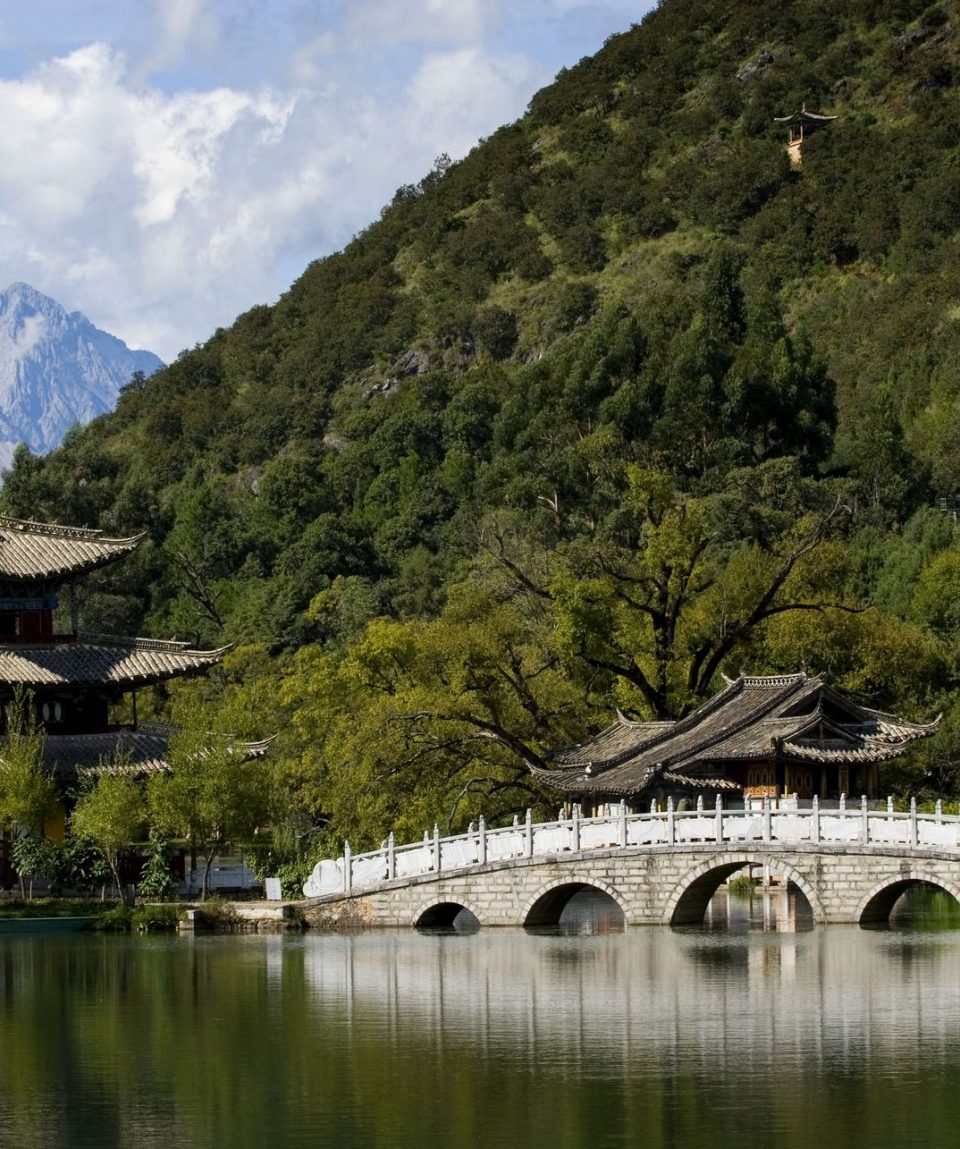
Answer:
[535,673,939,809]
[0,516,265,847]
[774,106,837,166]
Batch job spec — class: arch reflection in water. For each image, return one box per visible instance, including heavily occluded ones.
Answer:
[669,858,820,928]
[524,882,625,934]
[864,881,960,930]
[415,902,481,932]
[5,929,960,1149]
[667,863,816,933]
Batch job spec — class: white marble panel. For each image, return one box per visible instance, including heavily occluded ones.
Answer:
[674,816,714,842]
[352,855,388,887]
[918,821,960,848]
[580,821,620,849]
[866,819,910,845]
[486,831,525,860]
[303,857,346,897]
[533,826,571,854]
[395,845,432,877]
[728,815,761,840]
[627,818,667,846]
[819,816,857,842]
[441,838,478,869]
[771,816,809,842]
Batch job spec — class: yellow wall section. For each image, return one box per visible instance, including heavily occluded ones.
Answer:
[43,802,66,844]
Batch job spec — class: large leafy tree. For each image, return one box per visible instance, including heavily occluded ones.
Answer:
[283,574,594,849]
[489,460,857,719]
[0,695,56,839]
[70,775,144,904]
[281,458,872,848]
[148,690,272,900]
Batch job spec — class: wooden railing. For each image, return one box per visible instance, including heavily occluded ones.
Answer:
[303,795,960,899]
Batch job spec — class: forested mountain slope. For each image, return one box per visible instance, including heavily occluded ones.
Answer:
[7,0,960,850]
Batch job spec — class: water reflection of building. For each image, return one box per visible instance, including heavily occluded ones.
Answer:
[534,673,938,813]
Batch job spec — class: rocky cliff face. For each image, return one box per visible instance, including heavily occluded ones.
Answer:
[0,283,163,472]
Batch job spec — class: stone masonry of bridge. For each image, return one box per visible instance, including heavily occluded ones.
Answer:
[300,842,960,930]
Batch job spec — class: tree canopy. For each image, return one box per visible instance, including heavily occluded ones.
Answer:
[6,0,960,848]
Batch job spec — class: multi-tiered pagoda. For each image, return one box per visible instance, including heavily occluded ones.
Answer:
[0,516,255,857]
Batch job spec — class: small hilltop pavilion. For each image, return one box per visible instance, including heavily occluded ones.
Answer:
[0,516,269,883]
[535,672,940,811]
[774,105,837,166]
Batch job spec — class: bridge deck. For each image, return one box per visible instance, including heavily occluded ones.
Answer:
[304,796,960,902]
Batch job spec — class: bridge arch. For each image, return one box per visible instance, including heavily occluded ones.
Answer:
[521,877,628,930]
[662,853,827,927]
[413,897,482,930]
[856,873,960,926]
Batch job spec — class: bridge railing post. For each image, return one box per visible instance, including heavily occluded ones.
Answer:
[910,797,918,847]
[525,809,533,857]
[715,794,723,844]
[861,794,869,845]
[387,831,396,880]
[762,795,771,844]
[936,799,943,823]
[433,824,441,871]
[344,841,352,893]
[572,804,581,852]
[667,797,675,846]
[619,800,628,848]
[478,815,487,864]
[811,795,820,844]
[887,795,894,818]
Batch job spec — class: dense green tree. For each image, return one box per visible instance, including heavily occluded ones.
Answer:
[0,696,56,840]
[148,691,272,899]
[4,0,960,842]
[70,775,144,904]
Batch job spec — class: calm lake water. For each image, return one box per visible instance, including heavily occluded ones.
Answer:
[1,890,959,1149]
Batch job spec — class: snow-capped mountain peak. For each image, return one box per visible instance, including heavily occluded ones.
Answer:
[0,283,163,472]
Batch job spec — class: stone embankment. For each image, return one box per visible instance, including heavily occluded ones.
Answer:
[178,902,304,933]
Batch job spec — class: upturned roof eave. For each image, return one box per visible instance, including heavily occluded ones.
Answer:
[0,636,232,690]
[34,727,275,777]
[0,518,146,583]
[773,111,838,126]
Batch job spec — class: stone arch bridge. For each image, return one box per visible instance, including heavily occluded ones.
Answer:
[300,799,960,930]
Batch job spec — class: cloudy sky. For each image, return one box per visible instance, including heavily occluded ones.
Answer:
[0,0,654,362]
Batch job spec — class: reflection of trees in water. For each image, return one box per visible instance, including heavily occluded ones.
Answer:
[889,886,960,931]
[2,928,960,1148]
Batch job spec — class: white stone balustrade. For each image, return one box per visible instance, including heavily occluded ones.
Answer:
[302,796,960,899]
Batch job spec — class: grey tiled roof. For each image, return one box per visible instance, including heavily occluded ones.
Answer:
[773,110,838,127]
[41,725,274,777]
[43,728,173,775]
[0,634,229,687]
[0,517,143,582]
[536,673,940,797]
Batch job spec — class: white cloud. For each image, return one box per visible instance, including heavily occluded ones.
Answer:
[140,0,226,79]
[341,0,499,46]
[14,313,45,354]
[0,1,653,361]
